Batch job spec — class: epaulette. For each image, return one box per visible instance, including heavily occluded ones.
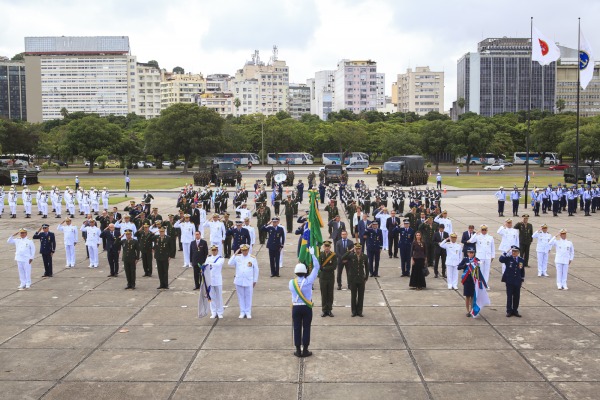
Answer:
[250,255,256,258]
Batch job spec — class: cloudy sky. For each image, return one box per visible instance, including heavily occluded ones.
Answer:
[1,0,598,111]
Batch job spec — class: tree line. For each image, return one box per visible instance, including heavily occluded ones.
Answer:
[0,104,598,173]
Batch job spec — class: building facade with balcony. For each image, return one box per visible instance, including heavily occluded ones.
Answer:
[395,66,444,115]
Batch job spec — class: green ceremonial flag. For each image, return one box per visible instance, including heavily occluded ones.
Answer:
[298,190,324,267]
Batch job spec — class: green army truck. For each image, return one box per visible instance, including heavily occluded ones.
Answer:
[377,155,428,186]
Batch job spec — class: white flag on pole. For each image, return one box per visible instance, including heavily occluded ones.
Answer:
[532,26,560,66]
[580,29,595,90]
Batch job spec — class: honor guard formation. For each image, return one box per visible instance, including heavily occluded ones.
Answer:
[2,173,581,359]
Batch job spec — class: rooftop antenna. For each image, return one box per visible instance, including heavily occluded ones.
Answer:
[272,45,278,61]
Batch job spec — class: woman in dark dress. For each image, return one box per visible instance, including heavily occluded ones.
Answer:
[457,248,477,317]
[409,231,427,290]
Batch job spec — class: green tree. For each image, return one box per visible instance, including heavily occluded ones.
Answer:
[556,99,566,113]
[559,120,600,163]
[173,66,185,74]
[452,116,495,172]
[420,120,455,171]
[151,104,223,173]
[147,60,160,69]
[11,53,24,61]
[531,114,576,166]
[64,115,122,173]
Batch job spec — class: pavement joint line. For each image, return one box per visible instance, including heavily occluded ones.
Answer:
[166,289,235,400]
[38,283,165,399]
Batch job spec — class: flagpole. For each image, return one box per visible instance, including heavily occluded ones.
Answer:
[576,18,581,185]
[525,16,533,209]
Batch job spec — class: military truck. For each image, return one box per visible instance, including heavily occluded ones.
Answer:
[0,165,40,185]
[266,166,295,186]
[323,164,347,184]
[564,165,600,184]
[194,159,238,186]
[377,155,428,186]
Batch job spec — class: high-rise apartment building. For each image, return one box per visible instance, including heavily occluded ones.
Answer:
[333,59,385,114]
[0,59,27,120]
[196,92,234,117]
[308,70,335,120]
[160,73,206,110]
[456,38,556,117]
[555,45,600,117]
[133,62,161,118]
[232,50,289,116]
[288,83,311,119]
[24,36,135,122]
[395,66,444,115]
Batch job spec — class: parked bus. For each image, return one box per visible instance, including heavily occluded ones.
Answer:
[214,153,260,165]
[455,153,504,165]
[322,152,368,165]
[267,152,314,165]
[513,152,558,165]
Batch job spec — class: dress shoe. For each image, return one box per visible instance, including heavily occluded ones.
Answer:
[218,314,223,318]
[210,314,217,319]
[302,349,312,357]
[321,312,327,317]
[357,313,363,317]
[239,314,245,319]
[506,312,512,317]
[434,274,439,278]
[328,312,334,317]
[107,274,114,277]
[294,349,302,357]
[442,274,447,278]
[246,314,252,319]
[351,313,357,317]
[563,286,568,290]
[193,287,200,290]
[125,286,132,290]
[337,286,342,290]
[513,312,522,318]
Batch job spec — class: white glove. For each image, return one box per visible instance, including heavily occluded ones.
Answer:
[309,247,314,255]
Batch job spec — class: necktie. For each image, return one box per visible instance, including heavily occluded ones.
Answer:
[343,240,346,248]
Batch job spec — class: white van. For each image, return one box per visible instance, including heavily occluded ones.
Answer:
[346,160,369,171]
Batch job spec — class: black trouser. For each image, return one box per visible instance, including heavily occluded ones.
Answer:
[520,244,531,267]
[224,237,232,258]
[193,262,202,289]
[434,248,446,276]
[400,244,411,276]
[320,279,334,312]
[42,253,53,276]
[534,201,540,216]
[176,228,183,250]
[124,260,136,288]
[156,259,169,288]
[506,283,521,314]
[107,250,119,275]
[144,203,151,214]
[367,247,380,276]
[388,232,398,257]
[425,242,434,267]
[259,229,267,244]
[102,236,107,251]
[268,247,281,276]
[169,238,177,258]
[498,201,505,215]
[560,197,566,211]
[336,263,348,288]
[274,203,280,215]
[552,200,560,216]
[585,200,591,215]
[286,214,293,233]
[567,199,575,215]
[141,250,153,276]
[292,305,312,348]
[512,200,519,216]
[437,181,442,189]
[349,280,365,315]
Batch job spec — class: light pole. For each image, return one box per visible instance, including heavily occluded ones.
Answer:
[261,117,265,166]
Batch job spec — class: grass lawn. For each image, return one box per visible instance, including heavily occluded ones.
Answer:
[34,177,191,190]
[4,196,130,206]
[430,174,566,189]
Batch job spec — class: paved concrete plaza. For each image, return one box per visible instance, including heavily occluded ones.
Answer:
[0,192,598,400]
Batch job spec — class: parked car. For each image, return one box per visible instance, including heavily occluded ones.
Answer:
[162,161,172,167]
[363,166,382,175]
[175,160,186,166]
[106,160,120,167]
[84,161,99,167]
[51,160,68,167]
[144,161,155,168]
[549,164,570,171]
[347,161,369,171]
[498,160,513,167]
[34,165,41,172]
[136,161,146,168]
[483,164,505,171]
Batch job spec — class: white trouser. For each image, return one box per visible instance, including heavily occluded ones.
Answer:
[68,204,75,215]
[40,203,48,215]
[78,202,83,213]
[248,244,253,254]
[182,242,191,266]
[381,228,389,250]
[87,244,99,266]
[17,261,31,287]
[210,285,224,315]
[0,202,4,214]
[83,204,90,215]
[9,203,16,215]
[65,244,76,266]
[556,263,569,288]
[37,201,42,212]
[55,203,62,215]
[236,284,253,315]
[280,248,284,268]
[537,251,549,275]
[210,241,223,257]
[446,264,459,289]
[479,258,491,286]
[25,202,32,214]
[102,199,108,210]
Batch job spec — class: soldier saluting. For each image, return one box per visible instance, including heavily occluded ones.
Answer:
[318,241,337,317]
[341,243,369,317]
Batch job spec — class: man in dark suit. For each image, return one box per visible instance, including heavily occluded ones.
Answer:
[328,215,345,243]
[189,231,208,290]
[100,223,121,277]
[335,230,354,290]
[365,220,384,277]
[356,213,370,251]
[393,219,414,277]
[499,246,525,318]
[112,207,122,221]
[190,203,201,231]
[433,224,449,278]
[33,224,56,277]
[461,225,476,257]
[386,210,401,258]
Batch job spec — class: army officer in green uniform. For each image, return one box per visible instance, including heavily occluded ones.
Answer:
[121,229,140,290]
[153,227,174,289]
[319,240,337,317]
[341,243,369,317]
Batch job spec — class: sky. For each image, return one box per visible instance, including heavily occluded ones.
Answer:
[1,0,599,111]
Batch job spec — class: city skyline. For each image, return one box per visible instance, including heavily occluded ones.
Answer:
[1,0,599,112]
